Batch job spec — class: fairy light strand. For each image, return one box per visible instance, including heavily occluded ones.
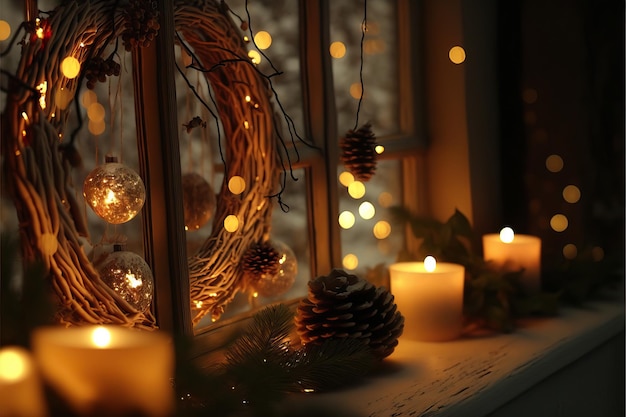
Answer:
[353,0,367,131]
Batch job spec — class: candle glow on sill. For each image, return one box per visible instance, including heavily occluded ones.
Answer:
[499,227,515,243]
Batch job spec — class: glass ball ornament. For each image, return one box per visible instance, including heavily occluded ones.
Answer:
[97,247,154,313]
[181,172,216,231]
[83,159,146,224]
[246,240,298,298]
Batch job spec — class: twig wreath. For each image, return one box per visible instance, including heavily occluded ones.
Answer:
[1,0,293,328]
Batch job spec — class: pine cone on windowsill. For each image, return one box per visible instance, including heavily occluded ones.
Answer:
[295,269,404,360]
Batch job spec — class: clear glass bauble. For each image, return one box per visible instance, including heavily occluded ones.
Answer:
[83,162,146,224]
[247,240,298,298]
[98,249,154,313]
[181,172,216,231]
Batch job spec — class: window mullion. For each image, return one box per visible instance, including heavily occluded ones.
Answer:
[132,0,191,336]
[299,0,341,276]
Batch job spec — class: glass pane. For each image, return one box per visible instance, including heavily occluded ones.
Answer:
[330,0,399,137]
[338,159,404,287]
[173,0,308,330]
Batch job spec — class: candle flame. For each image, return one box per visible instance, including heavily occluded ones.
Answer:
[499,227,515,243]
[424,255,437,272]
[91,326,112,348]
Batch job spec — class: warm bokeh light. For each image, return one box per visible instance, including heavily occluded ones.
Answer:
[358,201,375,219]
[61,56,81,79]
[338,210,356,229]
[499,227,515,243]
[0,20,11,41]
[342,253,358,270]
[522,88,538,104]
[36,81,47,109]
[55,87,73,110]
[563,243,577,260]
[448,46,466,64]
[248,50,261,64]
[0,348,27,381]
[375,145,385,154]
[254,30,272,49]
[329,41,346,58]
[349,82,362,99]
[87,102,105,122]
[424,255,436,272]
[562,185,581,203]
[88,119,106,136]
[338,171,354,187]
[378,192,393,208]
[91,327,112,348]
[348,181,366,199]
[546,154,564,173]
[40,233,58,256]
[224,215,240,232]
[373,220,391,239]
[228,176,246,195]
[550,214,568,232]
[592,246,605,262]
[81,89,97,108]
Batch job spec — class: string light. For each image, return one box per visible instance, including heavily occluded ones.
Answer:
[60,56,81,79]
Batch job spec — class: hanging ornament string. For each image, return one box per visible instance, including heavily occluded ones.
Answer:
[353,0,367,131]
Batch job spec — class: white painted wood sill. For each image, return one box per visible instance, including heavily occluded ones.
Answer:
[284,292,625,417]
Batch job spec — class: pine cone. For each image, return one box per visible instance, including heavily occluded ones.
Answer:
[295,269,404,359]
[340,123,378,182]
[242,242,281,278]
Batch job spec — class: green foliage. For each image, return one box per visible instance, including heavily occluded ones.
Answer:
[175,304,376,417]
[390,207,566,333]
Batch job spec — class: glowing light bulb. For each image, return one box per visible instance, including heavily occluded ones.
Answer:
[329,41,346,58]
[228,176,246,195]
[424,256,437,272]
[61,56,81,79]
[449,46,466,64]
[373,220,391,239]
[248,50,261,64]
[91,327,111,348]
[0,20,11,41]
[348,181,366,199]
[499,227,515,243]
[224,215,239,232]
[338,211,356,229]
[375,145,385,154]
[358,201,375,219]
[254,30,272,49]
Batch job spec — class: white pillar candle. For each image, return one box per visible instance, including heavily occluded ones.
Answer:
[0,346,47,417]
[482,227,542,294]
[390,257,465,342]
[32,325,174,417]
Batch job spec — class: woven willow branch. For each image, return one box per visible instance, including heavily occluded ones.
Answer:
[175,1,279,325]
[2,0,279,329]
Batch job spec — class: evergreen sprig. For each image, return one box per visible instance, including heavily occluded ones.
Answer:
[176,304,376,417]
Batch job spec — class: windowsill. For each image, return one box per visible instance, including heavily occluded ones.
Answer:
[282,291,625,416]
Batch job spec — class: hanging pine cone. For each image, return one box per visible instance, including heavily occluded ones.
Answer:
[242,242,281,280]
[295,269,404,360]
[340,123,378,182]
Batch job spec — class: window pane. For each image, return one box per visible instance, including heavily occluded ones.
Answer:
[338,159,404,284]
[331,1,399,137]
[175,0,308,330]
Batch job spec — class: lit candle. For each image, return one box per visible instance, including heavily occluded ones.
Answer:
[0,346,47,417]
[389,257,465,342]
[32,325,174,417]
[482,227,542,294]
